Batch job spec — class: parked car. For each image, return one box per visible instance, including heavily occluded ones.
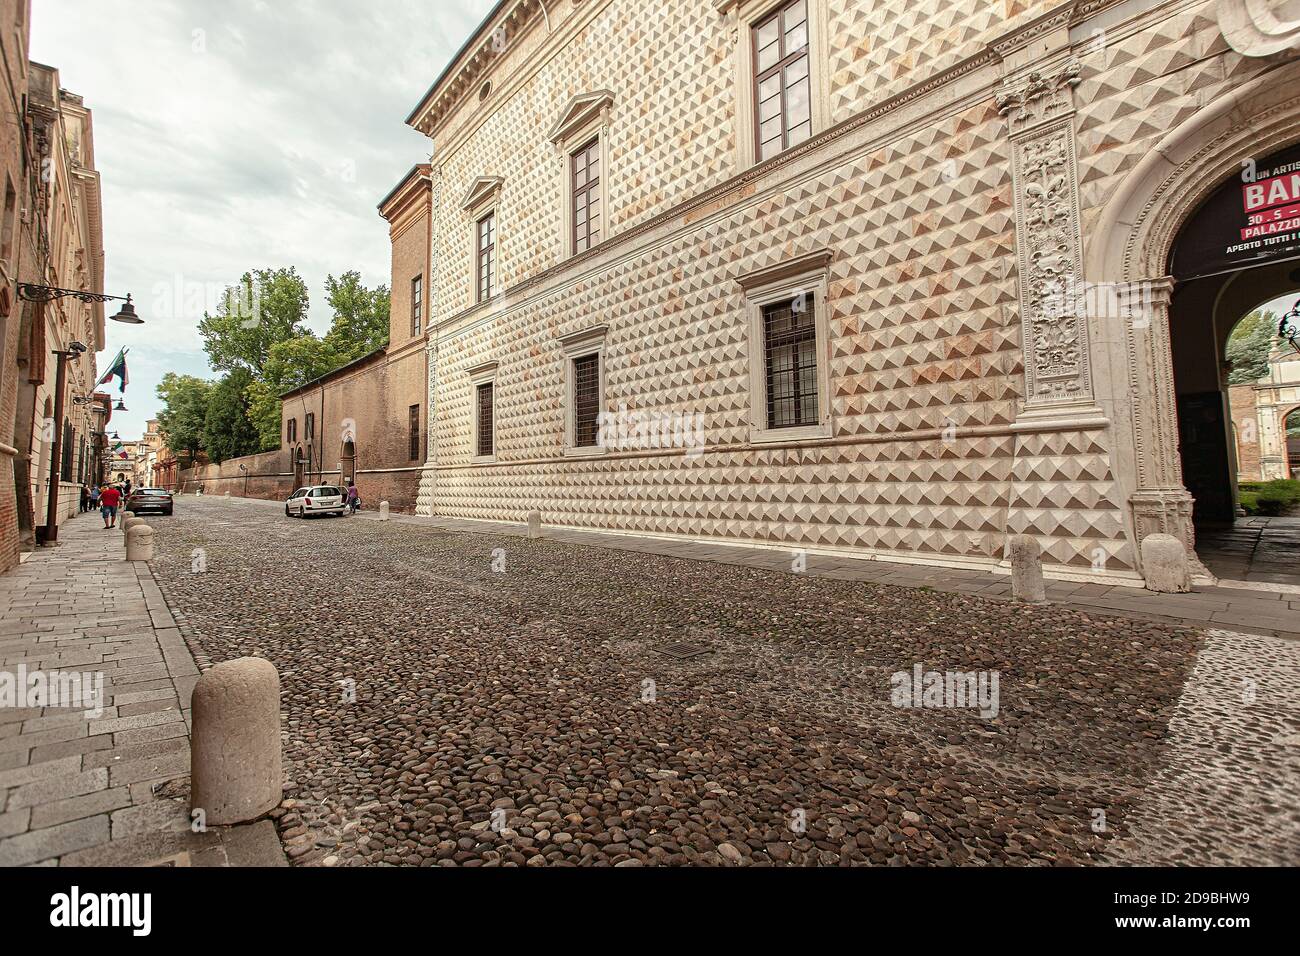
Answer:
[125,487,174,516]
[284,485,346,518]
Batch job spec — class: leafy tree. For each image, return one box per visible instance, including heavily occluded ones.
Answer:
[322,271,390,362]
[155,373,212,461]
[197,267,310,377]
[245,335,344,451]
[202,368,260,463]
[1226,310,1279,385]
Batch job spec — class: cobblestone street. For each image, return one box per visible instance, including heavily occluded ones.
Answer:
[131,495,1297,867]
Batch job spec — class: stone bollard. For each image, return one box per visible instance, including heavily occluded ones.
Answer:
[1009,534,1047,603]
[378,500,390,521]
[191,657,282,826]
[122,516,143,544]
[224,491,230,498]
[120,510,135,533]
[527,510,542,539]
[125,524,154,561]
[1141,533,1191,593]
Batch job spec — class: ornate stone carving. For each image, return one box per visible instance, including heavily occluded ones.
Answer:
[995,60,1081,133]
[1216,0,1300,57]
[1003,60,1093,407]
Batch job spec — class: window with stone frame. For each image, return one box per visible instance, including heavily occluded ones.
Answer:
[305,412,315,440]
[476,211,496,303]
[739,252,832,444]
[727,0,827,169]
[287,417,297,443]
[411,275,423,335]
[408,404,421,461]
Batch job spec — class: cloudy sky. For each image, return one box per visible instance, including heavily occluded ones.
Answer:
[29,2,1300,441]
[32,0,497,439]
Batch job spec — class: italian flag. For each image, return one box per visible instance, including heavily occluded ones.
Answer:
[97,347,129,393]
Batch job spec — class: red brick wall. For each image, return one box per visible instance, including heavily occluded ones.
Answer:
[1229,384,1261,482]
[0,1,32,574]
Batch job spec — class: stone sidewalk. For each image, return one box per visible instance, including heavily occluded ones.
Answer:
[0,510,284,867]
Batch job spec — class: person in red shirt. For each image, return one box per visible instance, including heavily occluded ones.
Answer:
[99,484,122,529]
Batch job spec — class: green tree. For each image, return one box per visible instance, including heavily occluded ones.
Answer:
[245,335,345,451]
[1226,310,1279,385]
[155,373,212,461]
[197,267,310,377]
[322,271,390,362]
[202,368,260,463]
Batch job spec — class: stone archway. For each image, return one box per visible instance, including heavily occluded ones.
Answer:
[1084,54,1300,581]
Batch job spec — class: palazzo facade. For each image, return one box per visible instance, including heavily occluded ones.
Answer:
[405,0,1300,587]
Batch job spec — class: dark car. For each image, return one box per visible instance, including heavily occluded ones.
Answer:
[126,487,174,516]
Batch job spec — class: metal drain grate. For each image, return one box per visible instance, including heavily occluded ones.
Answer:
[657,642,713,660]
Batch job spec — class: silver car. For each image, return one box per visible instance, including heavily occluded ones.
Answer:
[284,485,346,518]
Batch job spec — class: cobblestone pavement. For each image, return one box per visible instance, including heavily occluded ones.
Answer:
[147,495,1297,866]
[0,511,284,867]
[1103,628,1300,865]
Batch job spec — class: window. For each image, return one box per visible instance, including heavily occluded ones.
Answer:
[476,212,495,303]
[740,251,832,444]
[753,0,811,161]
[572,354,601,447]
[411,275,422,335]
[408,404,421,461]
[475,383,494,458]
[305,413,315,440]
[571,138,601,253]
[2,179,16,265]
[549,91,613,258]
[469,361,498,462]
[762,295,818,428]
[287,418,297,443]
[558,325,608,455]
[730,0,827,168]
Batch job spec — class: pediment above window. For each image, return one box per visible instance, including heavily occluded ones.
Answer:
[548,90,614,147]
[460,175,503,213]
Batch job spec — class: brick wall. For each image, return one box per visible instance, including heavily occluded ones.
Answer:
[0,1,31,574]
[1229,385,1262,482]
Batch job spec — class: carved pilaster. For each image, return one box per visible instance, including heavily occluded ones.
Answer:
[1000,59,1096,411]
[417,166,443,517]
[1125,277,1213,582]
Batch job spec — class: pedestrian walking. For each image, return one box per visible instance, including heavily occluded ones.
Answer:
[99,484,122,529]
[89,484,101,513]
[79,484,90,513]
[346,481,360,515]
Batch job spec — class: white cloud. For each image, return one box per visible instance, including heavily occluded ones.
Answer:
[32,0,497,438]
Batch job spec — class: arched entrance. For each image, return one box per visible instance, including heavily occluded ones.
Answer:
[1286,405,1300,476]
[292,444,305,489]
[1085,54,1300,584]
[340,439,356,486]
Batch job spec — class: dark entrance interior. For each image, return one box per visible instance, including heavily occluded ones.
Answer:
[1166,140,1300,582]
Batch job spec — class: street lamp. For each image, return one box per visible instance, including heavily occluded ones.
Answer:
[114,399,127,412]
[16,284,143,324]
[1279,297,1300,356]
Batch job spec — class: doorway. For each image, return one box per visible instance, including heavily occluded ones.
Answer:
[1165,139,1300,581]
